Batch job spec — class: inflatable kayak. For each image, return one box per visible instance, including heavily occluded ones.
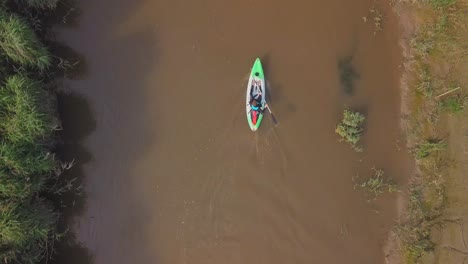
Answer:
[246,58,266,131]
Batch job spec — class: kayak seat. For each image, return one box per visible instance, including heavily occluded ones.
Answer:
[252,110,258,124]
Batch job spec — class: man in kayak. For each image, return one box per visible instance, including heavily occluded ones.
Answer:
[250,86,263,111]
[251,99,262,112]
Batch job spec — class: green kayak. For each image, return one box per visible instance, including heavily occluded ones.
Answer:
[246,58,266,131]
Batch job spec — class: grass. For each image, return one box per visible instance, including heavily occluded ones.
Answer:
[0,141,56,176]
[399,147,448,263]
[399,140,449,263]
[356,168,398,199]
[415,66,437,98]
[0,199,59,263]
[336,109,365,152]
[0,74,56,143]
[413,139,446,159]
[430,0,456,7]
[439,95,465,113]
[0,169,47,200]
[398,187,438,264]
[14,0,60,9]
[0,2,66,263]
[0,11,51,70]
[396,0,467,262]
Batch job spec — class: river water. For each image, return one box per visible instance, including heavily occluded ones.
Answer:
[55,0,412,263]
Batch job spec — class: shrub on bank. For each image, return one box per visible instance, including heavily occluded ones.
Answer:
[0,75,56,143]
[0,169,47,199]
[14,0,60,9]
[398,0,466,263]
[430,0,457,8]
[0,141,56,176]
[0,199,58,263]
[0,2,62,263]
[0,11,51,69]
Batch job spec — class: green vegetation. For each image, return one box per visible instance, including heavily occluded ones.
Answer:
[0,142,56,176]
[398,188,438,263]
[0,1,66,263]
[0,12,51,70]
[397,0,467,263]
[430,0,456,8]
[413,139,446,159]
[335,109,365,152]
[399,143,449,264]
[439,95,465,113]
[0,75,56,143]
[0,200,58,263]
[356,168,398,199]
[415,66,436,98]
[14,0,60,9]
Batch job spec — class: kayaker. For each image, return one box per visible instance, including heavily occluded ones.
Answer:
[251,99,261,111]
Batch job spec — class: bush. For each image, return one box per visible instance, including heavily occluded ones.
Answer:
[398,187,439,264]
[439,95,465,113]
[0,169,46,200]
[430,0,457,8]
[14,0,60,9]
[0,75,56,143]
[0,200,58,263]
[416,67,432,96]
[356,168,398,199]
[414,140,446,159]
[0,12,51,69]
[0,3,63,264]
[335,109,365,152]
[0,141,56,176]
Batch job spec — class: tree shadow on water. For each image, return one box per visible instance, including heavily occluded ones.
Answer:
[43,0,82,28]
[337,55,360,96]
[51,232,94,264]
[50,92,96,264]
[39,0,165,262]
[50,41,88,80]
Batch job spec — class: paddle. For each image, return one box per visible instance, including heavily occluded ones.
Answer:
[265,104,278,126]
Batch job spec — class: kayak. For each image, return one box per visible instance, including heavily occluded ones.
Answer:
[246,58,266,131]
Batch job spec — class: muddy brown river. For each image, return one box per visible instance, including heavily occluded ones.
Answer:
[55,0,413,263]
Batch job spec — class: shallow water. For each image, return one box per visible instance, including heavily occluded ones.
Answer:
[55,0,412,263]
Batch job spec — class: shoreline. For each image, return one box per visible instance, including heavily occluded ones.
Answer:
[384,2,417,263]
[0,2,79,263]
[390,0,467,263]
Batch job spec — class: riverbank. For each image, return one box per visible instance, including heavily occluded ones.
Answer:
[394,0,467,263]
[0,1,69,263]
